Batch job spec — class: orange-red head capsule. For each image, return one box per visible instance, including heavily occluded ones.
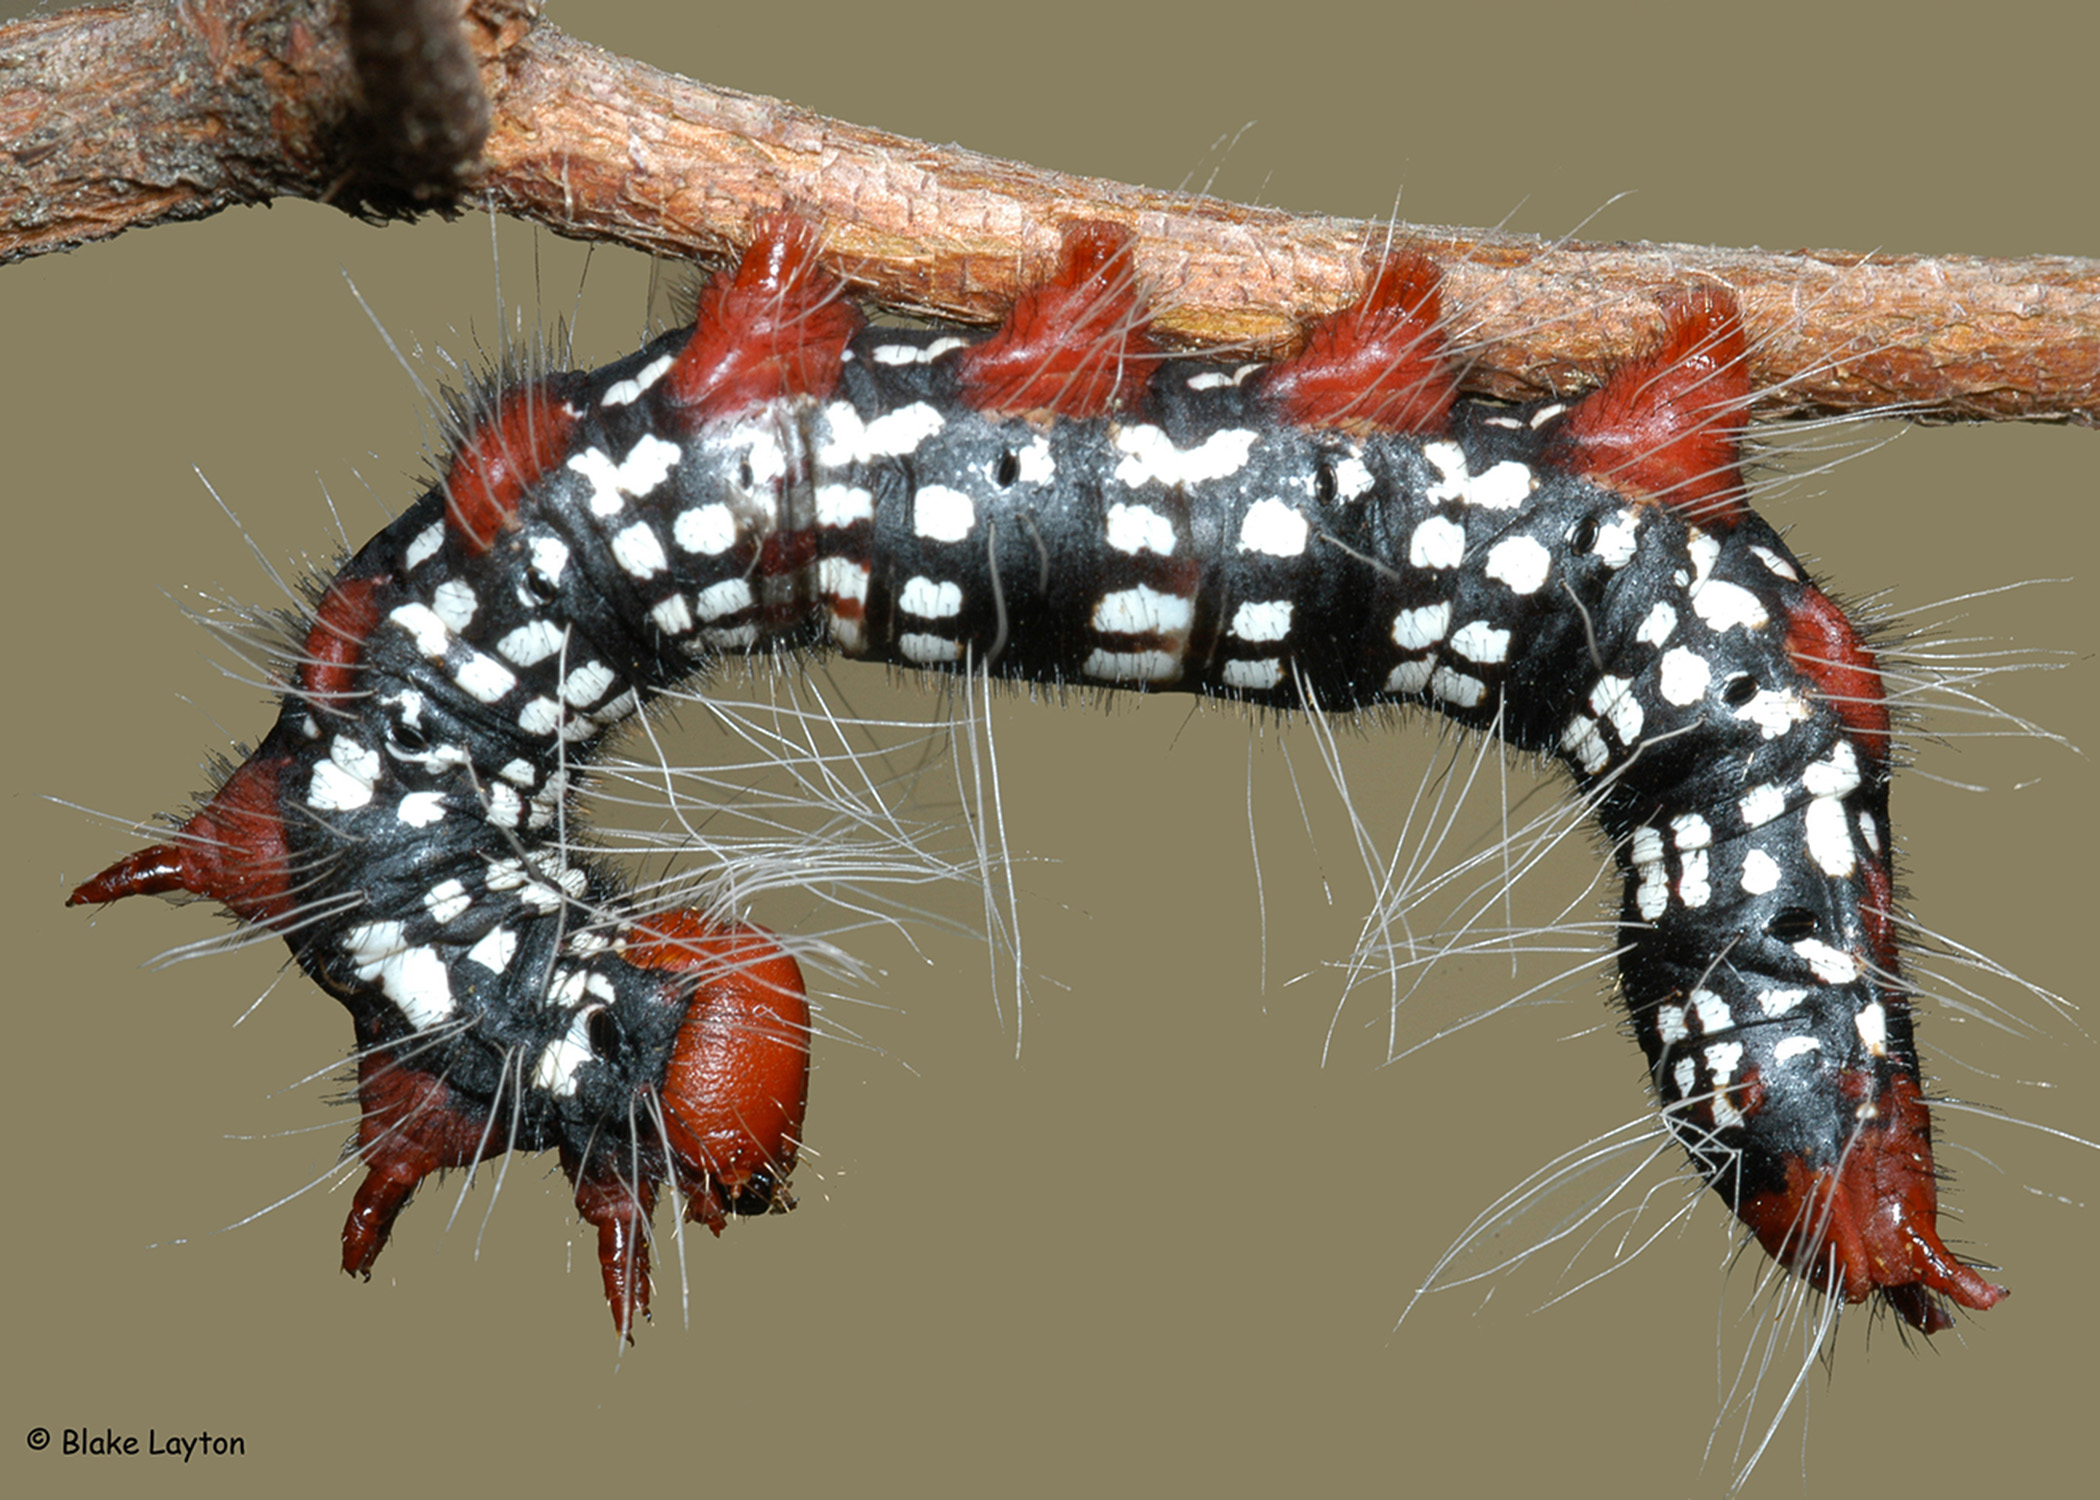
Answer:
[624,911,812,1230]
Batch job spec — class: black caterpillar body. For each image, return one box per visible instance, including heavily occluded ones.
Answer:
[71,217,2003,1341]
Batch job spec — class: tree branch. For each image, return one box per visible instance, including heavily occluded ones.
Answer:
[3,0,2094,424]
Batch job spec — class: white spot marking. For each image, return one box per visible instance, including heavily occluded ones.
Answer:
[1739,783,1787,829]
[1736,686,1810,739]
[599,352,674,407]
[1113,425,1257,488]
[650,595,694,635]
[1483,535,1551,595]
[1759,987,1808,1018]
[816,483,875,528]
[1593,511,1640,568]
[454,651,517,705]
[1230,600,1293,643]
[466,927,516,974]
[1221,658,1284,691]
[424,879,470,923]
[1332,455,1374,502]
[900,576,964,619]
[1795,940,1860,986]
[561,660,616,708]
[1678,849,1711,909]
[1636,602,1678,647]
[342,921,453,1028]
[1239,498,1311,558]
[1561,715,1610,775]
[1385,659,1435,695]
[914,485,977,542]
[694,578,755,621]
[1740,849,1781,895]
[1671,1056,1698,1102]
[899,633,965,665]
[1855,1001,1889,1058]
[405,522,445,570]
[484,783,522,828]
[818,556,870,603]
[529,534,569,586]
[1657,1004,1690,1045]
[673,504,739,556]
[1750,544,1800,581]
[1689,577,1770,633]
[1658,647,1712,706]
[1105,503,1177,556]
[871,338,966,365]
[1094,585,1193,637]
[497,619,566,667]
[517,696,564,736]
[1408,515,1466,569]
[1590,676,1644,745]
[1084,648,1181,683]
[1774,1036,1822,1064]
[1430,667,1486,708]
[611,521,669,579]
[1450,620,1510,665]
[1689,989,1733,1035]
[1391,602,1451,651]
[1805,797,1857,878]
[397,791,446,829]
[818,401,945,466]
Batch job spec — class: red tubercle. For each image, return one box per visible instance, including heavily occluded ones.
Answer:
[950,220,1160,420]
[67,752,297,925]
[341,1052,502,1280]
[667,215,864,420]
[298,574,386,711]
[1257,251,1456,436]
[444,384,579,554]
[624,909,811,1230]
[1549,287,1753,526]
[1736,1071,2006,1334]
[1786,583,1892,764]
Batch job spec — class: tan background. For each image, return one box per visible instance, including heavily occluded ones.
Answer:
[5,2,2093,1495]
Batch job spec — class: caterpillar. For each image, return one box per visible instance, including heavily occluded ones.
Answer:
[69,207,2009,1343]
[29,11,2092,1496]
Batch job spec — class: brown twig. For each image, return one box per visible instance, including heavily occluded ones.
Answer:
[3,0,2095,424]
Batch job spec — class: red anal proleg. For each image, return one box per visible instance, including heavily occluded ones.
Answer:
[666,215,864,420]
[1739,1071,2008,1333]
[67,752,298,925]
[341,1051,503,1280]
[443,384,579,554]
[1256,251,1456,435]
[950,221,1159,419]
[1549,287,1753,525]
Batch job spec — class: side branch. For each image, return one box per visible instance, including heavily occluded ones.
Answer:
[3,0,2095,423]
